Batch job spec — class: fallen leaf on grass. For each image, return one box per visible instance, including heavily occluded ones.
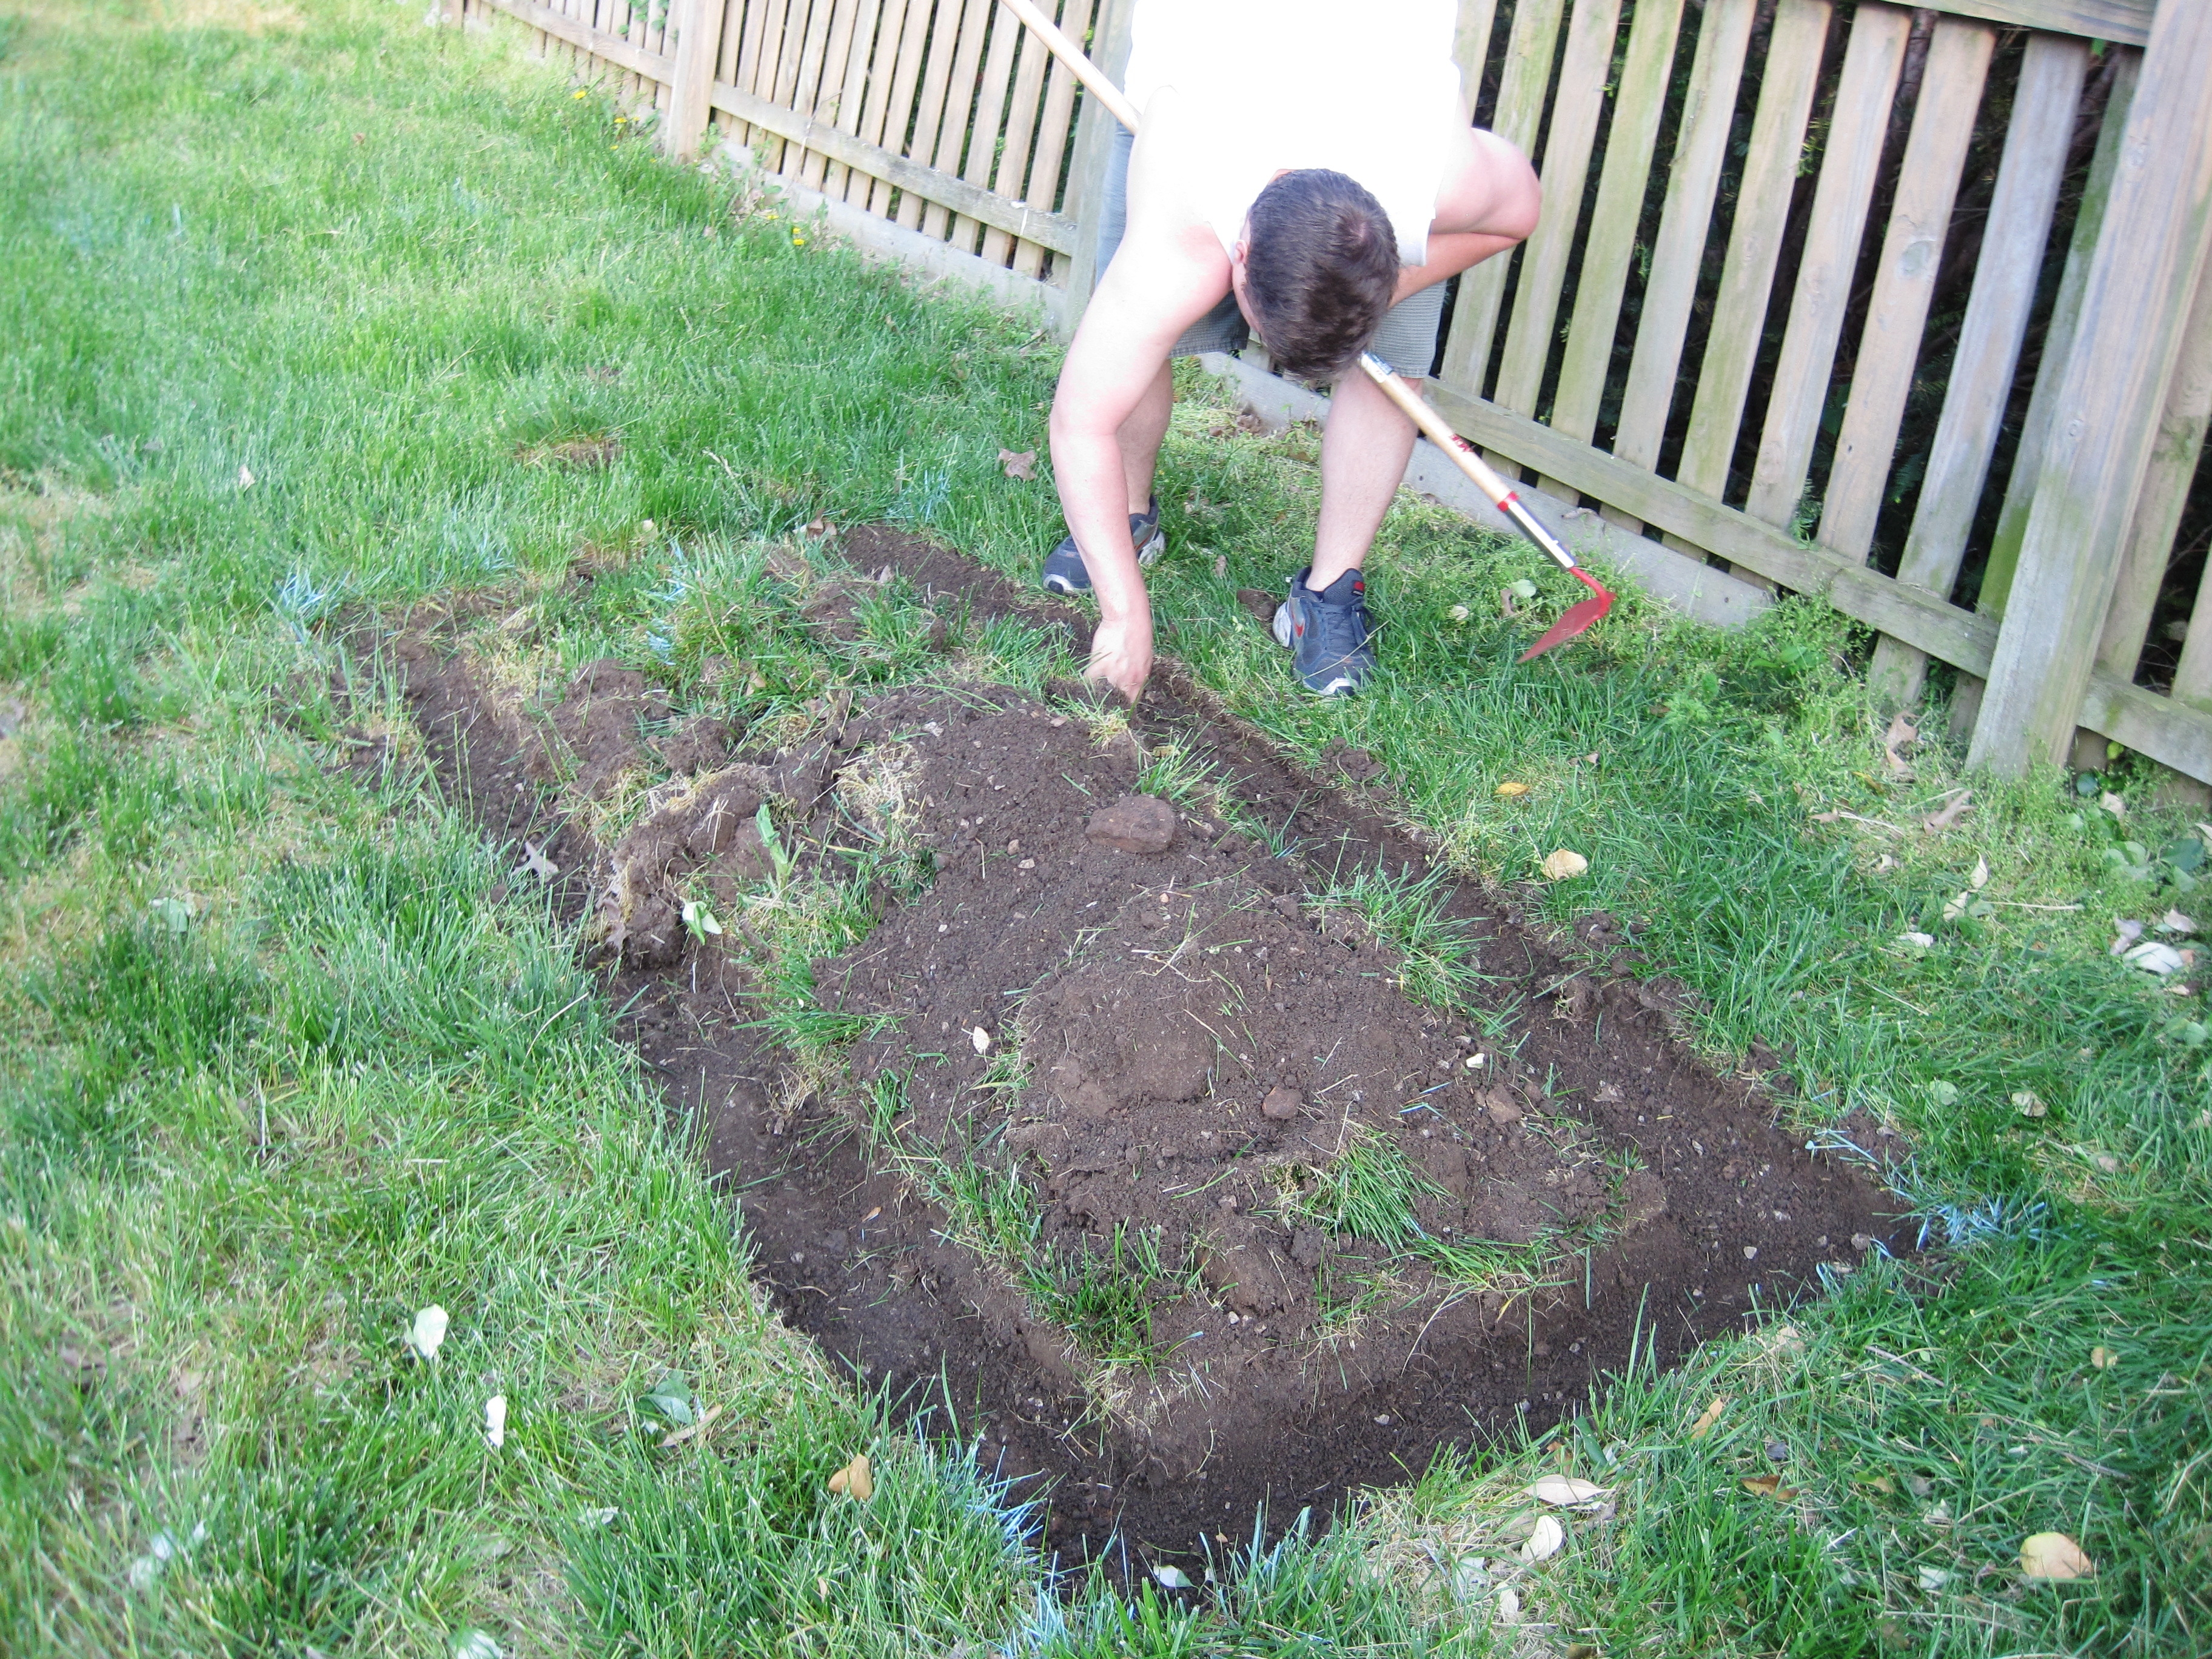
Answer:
[827,1452,874,1501]
[1741,1474,1800,1501]
[2160,908,2197,934]
[970,1026,992,1054]
[484,1395,507,1450]
[2019,1532,2094,1580]
[1923,791,1974,832]
[1495,781,1530,799]
[1689,1396,1729,1438]
[2012,1091,2047,1118]
[1526,1475,1609,1506]
[2111,919,2147,956]
[1969,854,1989,891]
[1495,1585,1520,1623]
[1540,848,1589,880]
[800,516,836,538]
[237,464,256,490]
[2091,1345,2118,1369]
[997,448,1037,481]
[1896,931,1936,950]
[2099,791,2127,820]
[1152,1564,1191,1589]
[404,1305,449,1362]
[1882,712,1918,780]
[452,1631,503,1659]
[1447,604,1471,623]
[518,841,558,882]
[1518,1514,1564,1561]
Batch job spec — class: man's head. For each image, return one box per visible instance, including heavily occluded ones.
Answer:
[1232,169,1402,384]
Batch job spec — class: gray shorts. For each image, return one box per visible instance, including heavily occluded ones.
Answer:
[1095,125,1448,375]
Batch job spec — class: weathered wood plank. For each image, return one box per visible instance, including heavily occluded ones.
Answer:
[1492,0,1625,414]
[948,2,1020,251]
[2100,264,2212,680]
[980,0,1053,264]
[1740,3,1911,531]
[846,0,915,205]
[1453,0,1501,116]
[707,77,1081,250]
[1429,381,2002,669]
[897,0,970,229]
[1817,17,1994,561]
[1675,0,1833,499]
[796,0,866,190]
[1550,0,1686,443]
[486,0,669,79]
[1977,50,2139,617]
[1010,0,1091,278]
[920,0,996,240]
[1968,4,2212,776]
[664,0,725,158]
[1057,0,1131,312]
[1607,0,1755,480]
[867,0,938,216]
[1436,0,1566,398]
[2077,675,2212,786]
[1865,33,2087,709]
[1912,0,2147,47]
[818,0,880,196]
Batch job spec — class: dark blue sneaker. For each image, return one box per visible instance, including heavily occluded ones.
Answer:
[1041,496,1165,595]
[1272,566,1378,695]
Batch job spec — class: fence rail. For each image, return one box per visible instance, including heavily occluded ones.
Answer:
[455,0,2212,789]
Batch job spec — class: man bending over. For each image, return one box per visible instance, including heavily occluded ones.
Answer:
[1046,0,1540,699]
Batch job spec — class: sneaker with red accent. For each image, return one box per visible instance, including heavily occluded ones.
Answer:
[1271,566,1378,695]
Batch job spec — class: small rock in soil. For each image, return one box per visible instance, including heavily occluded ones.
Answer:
[1483,1089,1523,1126]
[1085,794,1177,854]
[1261,1085,1302,1121]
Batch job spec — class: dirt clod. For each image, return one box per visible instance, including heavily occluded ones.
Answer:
[1261,1085,1303,1121]
[1083,793,1178,853]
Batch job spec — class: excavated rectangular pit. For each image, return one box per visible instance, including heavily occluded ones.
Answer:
[372,528,1901,1566]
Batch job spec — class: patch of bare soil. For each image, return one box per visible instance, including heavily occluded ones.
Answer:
[368,530,1902,1570]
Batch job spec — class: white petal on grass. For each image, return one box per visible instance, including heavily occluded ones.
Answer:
[1518,1513,1565,1562]
[970,1027,991,1054]
[1897,931,1935,949]
[406,1305,449,1362]
[237,464,255,489]
[1969,855,1989,890]
[1152,1564,1191,1589]
[2124,940,2186,976]
[1495,1584,1520,1623]
[1526,1475,1607,1506]
[484,1395,507,1449]
[453,1632,504,1659]
[578,1506,618,1527]
[1540,848,1588,881]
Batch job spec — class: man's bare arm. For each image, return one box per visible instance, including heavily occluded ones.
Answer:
[1394,127,1540,304]
[1048,115,1229,698]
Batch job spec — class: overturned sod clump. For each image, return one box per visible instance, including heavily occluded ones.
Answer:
[369,527,1898,1557]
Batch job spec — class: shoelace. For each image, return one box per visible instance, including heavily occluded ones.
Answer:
[1304,592,1374,663]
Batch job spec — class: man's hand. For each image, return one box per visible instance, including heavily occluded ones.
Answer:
[1085,608,1155,703]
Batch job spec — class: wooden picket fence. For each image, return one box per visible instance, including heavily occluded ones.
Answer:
[449,0,2212,789]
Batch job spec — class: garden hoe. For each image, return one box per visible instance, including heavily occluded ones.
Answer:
[996,0,1615,661]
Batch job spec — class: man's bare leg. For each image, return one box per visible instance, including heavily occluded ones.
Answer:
[1308,365,1418,589]
[1118,359,1175,514]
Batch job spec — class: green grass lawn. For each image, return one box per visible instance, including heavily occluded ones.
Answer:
[1,1,2205,1654]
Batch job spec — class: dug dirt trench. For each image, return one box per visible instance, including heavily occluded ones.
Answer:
[372,526,1902,1572]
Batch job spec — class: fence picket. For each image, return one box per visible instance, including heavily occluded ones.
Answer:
[1866,33,2088,710]
[1012,0,1093,278]
[1549,0,1686,444]
[1817,18,1995,562]
[817,0,880,195]
[1675,0,1834,503]
[1493,0,1624,417]
[1605,0,1755,517]
[950,3,1022,251]
[1740,4,1910,534]
[897,1,970,228]
[1976,50,2139,620]
[980,2,1053,264]
[919,0,997,240]
[847,0,916,206]
[2099,266,2212,683]
[1436,0,1566,398]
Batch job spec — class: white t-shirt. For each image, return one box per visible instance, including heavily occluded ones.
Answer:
[1122,0,1465,266]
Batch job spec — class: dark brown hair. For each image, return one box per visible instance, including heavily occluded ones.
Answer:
[1242,169,1401,384]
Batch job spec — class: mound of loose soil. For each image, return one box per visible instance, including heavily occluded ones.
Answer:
[371,531,1903,1566]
